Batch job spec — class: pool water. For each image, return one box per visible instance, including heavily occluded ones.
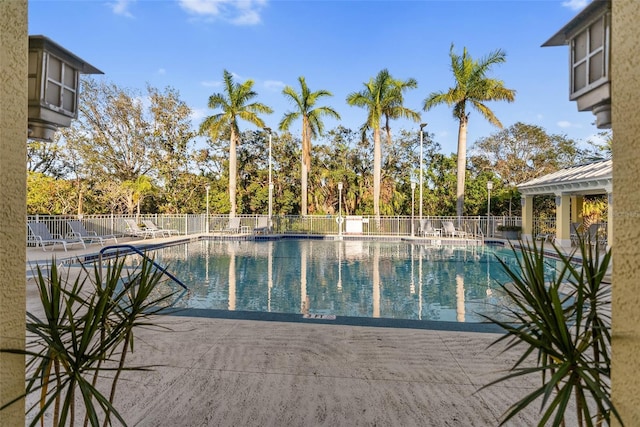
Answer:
[144,239,559,323]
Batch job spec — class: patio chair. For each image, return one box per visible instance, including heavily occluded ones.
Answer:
[222,217,242,234]
[67,220,117,246]
[253,216,270,234]
[570,222,582,246]
[587,223,607,246]
[418,219,440,237]
[442,221,467,238]
[124,219,165,239]
[28,222,86,252]
[142,220,180,237]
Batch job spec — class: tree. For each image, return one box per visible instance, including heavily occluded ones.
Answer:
[147,84,195,212]
[59,78,195,214]
[279,76,340,215]
[200,70,272,217]
[424,44,515,217]
[64,78,155,184]
[347,69,418,217]
[469,122,584,187]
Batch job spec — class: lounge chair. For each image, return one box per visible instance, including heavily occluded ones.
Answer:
[586,223,607,246]
[124,219,165,239]
[253,217,270,234]
[442,221,467,238]
[67,220,117,246]
[28,222,86,252]
[223,217,242,234]
[418,219,440,237]
[570,222,582,246]
[142,220,180,237]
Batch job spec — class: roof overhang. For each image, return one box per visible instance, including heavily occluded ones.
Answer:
[542,0,611,47]
[518,159,612,196]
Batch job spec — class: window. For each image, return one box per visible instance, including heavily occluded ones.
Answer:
[43,52,78,116]
[570,14,609,99]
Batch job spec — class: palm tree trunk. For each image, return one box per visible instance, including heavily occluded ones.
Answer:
[456,116,468,218]
[301,152,308,216]
[373,127,381,217]
[229,131,237,217]
[301,122,311,216]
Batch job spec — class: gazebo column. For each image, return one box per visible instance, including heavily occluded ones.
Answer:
[521,195,534,242]
[555,194,572,248]
[571,195,584,225]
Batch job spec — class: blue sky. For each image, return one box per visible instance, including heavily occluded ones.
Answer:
[29,0,598,156]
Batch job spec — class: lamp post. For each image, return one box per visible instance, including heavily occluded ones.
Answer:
[487,181,493,237]
[419,123,427,221]
[338,182,343,238]
[264,127,273,225]
[411,181,416,237]
[205,184,210,233]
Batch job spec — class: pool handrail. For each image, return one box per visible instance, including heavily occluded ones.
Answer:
[98,244,187,290]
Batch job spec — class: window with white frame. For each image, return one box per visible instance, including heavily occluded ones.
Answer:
[570,13,609,99]
[44,52,78,116]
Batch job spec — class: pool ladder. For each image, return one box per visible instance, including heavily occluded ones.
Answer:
[98,245,187,290]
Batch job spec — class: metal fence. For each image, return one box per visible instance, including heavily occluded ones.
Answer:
[26,213,530,245]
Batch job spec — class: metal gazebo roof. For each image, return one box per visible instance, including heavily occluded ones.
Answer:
[517,159,612,196]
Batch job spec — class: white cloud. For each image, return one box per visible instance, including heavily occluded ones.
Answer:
[264,80,285,91]
[178,0,267,25]
[557,120,579,128]
[201,80,222,88]
[109,0,135,18]
[190,107,208,122]
[157,68,166,75]
[561,0,590,11]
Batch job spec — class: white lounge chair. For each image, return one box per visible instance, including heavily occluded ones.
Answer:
[418,219,440,237]
[28,222,86,252]
[253,217,270,234]
[142,220,180,237]
[442,221,467,238]
[223,217,242,234]
[124,219,165,239]
[67,220,117,246]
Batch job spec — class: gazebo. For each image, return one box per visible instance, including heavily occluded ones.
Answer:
[517,158,612,248]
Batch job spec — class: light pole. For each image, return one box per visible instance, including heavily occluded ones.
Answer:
[338,182,343,238]
[205,184,210,233]
[419,123,427,221]
[264,127,273,226]
[411,181,416,237]
[487,181,493,236]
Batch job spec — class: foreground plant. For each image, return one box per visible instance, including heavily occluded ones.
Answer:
[1,256,177,426]
[482,235,622,426]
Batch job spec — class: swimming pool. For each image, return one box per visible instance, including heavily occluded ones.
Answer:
[141,239,559,324]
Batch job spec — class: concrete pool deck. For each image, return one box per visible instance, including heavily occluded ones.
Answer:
[24,236,581,426]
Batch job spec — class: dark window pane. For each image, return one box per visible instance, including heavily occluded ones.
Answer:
[45,82,61,106]
[47,55,61,82]
[590,51,604,83]
[590,18,604,51]
[574,62,587,92]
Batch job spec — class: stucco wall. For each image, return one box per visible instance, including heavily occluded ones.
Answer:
[611,0,640,425]
[0,0,27,424]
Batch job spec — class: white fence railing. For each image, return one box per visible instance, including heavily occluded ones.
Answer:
[26,214,529,245]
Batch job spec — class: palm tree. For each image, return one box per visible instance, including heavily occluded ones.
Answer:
[347,69,419,217]
[279,76,340,215]
[424,44,515,217]
[200,70,272,217]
